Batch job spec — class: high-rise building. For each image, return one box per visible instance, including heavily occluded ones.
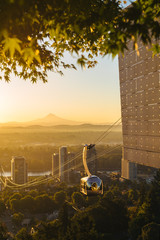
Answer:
[11,156,28,184]
[67,152,76,182]
[59,146,68,182]
[119,39,160,180]
[68,152,75,169]
[52,153,59,177]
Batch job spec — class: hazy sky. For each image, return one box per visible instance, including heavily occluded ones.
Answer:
[0,54,121,124]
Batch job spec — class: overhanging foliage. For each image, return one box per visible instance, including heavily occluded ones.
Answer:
[0,0,159,82]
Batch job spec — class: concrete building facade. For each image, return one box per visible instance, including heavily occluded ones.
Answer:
[52,153,59,177]
[67,152,75,169]
[11,156,28,184]
[59,146,68,182]
[119,39,160,180]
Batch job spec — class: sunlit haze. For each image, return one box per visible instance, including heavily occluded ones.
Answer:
[0,55,120,124]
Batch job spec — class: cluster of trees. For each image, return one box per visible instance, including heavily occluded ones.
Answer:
[0,0,159,83]
[2,186,67,214]
[1,171,160,239]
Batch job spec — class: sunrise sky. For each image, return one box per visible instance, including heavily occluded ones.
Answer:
[0,54,121,124]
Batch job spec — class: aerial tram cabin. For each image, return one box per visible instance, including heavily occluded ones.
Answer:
[80,144,103,196]
[80,175,103,195]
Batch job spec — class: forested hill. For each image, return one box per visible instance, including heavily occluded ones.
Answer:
[0,124,122,148]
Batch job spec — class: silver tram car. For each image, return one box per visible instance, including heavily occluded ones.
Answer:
[80,175,103,195]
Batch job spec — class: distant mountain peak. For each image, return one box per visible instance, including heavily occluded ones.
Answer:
[0,113,82,127]
[45,113,56,118]
[29,113,82,126]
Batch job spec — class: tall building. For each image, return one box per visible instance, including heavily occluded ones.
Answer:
[11,156,28,184]
[67,152,76,183]
[119,39,160,180]
[52,153,59,177]
[59,146,68,182]
[68,152,75,169]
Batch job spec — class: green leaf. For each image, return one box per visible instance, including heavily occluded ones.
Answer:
[77,55,87,69]
[151,43,160,56]
[22,48,41,66]
[2,37,21,58]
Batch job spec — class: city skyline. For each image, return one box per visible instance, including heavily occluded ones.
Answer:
[0,55,120,124]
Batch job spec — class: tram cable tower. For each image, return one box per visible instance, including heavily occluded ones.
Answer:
[80,144,103,195]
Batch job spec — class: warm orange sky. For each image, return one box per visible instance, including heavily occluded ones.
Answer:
[0,55,121,124]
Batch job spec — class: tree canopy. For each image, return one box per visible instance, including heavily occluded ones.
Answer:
[0,0,160,82]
